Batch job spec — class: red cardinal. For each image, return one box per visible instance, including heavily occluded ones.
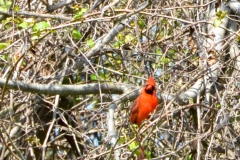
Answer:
[130,77,158,126]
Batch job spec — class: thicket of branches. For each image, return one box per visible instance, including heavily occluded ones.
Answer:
[0,0,240,159]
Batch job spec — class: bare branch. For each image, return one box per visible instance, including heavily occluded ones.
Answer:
[0,78,125,95]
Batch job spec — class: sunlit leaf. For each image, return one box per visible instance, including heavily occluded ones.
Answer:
[184,48,189,54]
[33,21,50,32]
[0,43,9,50]
[72,30,82,40]
[26,136,41,146]
[216,103,221,109]
[114,41,123,48]
[156,48,162,55]
[87,39,95,48]
[31,32,41,40]
[117,33,124,41]
[90,74,97,80]
[73,4,81,12]
[22,61,26,66]
[164,58,169,63]
[74,8,87,20]
[14,5,20,11]
[214,19,221,27]
[125,35,134,43]
[0,0,11,11]
[129,141,141,155]
[118,137,125,145]
[5,24,11,29]
[6,1,11,7]
[129,141,138,151]
[237,36,240,42]
[147,150,152,158]
[189,98,194,104]
[138,19,145,29]
[216,10,227,19]
[116,60,121,64]
[19,21,28,29]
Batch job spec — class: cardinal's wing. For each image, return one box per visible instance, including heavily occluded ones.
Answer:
[130,98,139,124]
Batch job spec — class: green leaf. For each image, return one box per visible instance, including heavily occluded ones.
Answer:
[0,0,11,11]
[114,41,123,48]
[216,103,221,109]
[0,43,9,50]
[138,19,145,29]
[0,5,7,11]
[87,39,95,48]
[156,48,162,55]
[129,141,141,156]
[14,5,20,11]
[189,98,194,104]
[19,22,28,29]
[236,36,240,42]
[164,58,169,63]
[72,30,82,40]
[2,54,7,60]
[187,154,193,160]
[216,10,227,19]
[161,18,167,25]
[116,59,121,64]
[229,117,235,123]
[129,141,138,151]
[33,21,50,32]
[6,1,11,7]
[74,8,87,20]
[5,24,11,29]
[22,61,26,66]
[184,48,189,54]
[31,32,41,40]
[169,49,176,54]
[125,35,134,43]
[76,97,81,101]
[117,33,124,41]
[214,19,221,27]
[26,136,41,146]
[147,150,152,158]
[118,137,125,145]
[90,74,97,80]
